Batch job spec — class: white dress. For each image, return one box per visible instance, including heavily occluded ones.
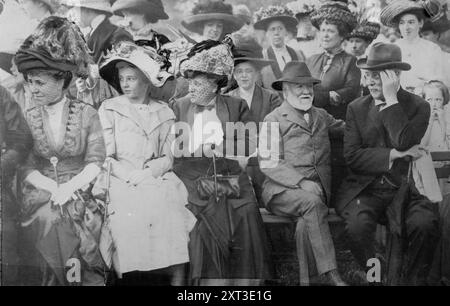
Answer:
[98,97,196,275]
[395,38,448,89]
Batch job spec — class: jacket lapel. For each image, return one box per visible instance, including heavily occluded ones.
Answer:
[250,85,263,122]
[88,18,113,63]
[266,47,283,79]
[215,95,230,131]
[281,102,311,134]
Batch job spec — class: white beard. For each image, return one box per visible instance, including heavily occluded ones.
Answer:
[286,95,313,111]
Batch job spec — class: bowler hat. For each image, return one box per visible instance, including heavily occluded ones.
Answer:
[356,42,411,71]
[272,61,320,91]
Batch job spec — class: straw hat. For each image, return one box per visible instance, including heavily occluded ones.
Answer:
[380,0,426,27]
[347,21,381,43]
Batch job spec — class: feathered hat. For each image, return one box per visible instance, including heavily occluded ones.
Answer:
[180,36,234,80]
[181,0,244,37]
[14,16,91,77]
[111,0,169,24]
[253,5,298,32]
[310,1,358,36]
[100,41,173,91]
[347,6,381,43]
[286,0,319,20]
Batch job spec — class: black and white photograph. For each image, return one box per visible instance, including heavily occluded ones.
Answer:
[0,0,450,290]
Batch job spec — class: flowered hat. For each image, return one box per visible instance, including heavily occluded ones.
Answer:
[99,41,173,92]
[380,0,427,27]
[181,0,244,37]
[310,1,358,35]
[14,16,91,76]
[111,0,169,24]
[180,37,234,80]
[253,5,298,32]
[286,0,319,19]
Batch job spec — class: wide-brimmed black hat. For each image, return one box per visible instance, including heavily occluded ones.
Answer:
[112,0,168,23]
[356,42,411,71]
[232,37,273,71]
[272,61,320,91]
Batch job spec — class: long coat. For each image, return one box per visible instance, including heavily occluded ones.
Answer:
[335,88,431,214]
[258,101,344,206]
[98,96,195,275]
[306,51,361,120]
[227,84,282,125]
[0,85,32,285]
[170,94,273,283]
[260,46,303,90]
[88,18,133,63]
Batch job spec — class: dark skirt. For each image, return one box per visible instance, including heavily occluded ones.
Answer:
[173,157,274,283]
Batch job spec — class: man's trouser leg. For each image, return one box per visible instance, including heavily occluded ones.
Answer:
[267,188,337,276]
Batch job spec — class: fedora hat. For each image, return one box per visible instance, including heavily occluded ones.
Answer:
[356,42,411,71]
[63,0,112,15]
[272,61,320,91]
[112,0,168,23]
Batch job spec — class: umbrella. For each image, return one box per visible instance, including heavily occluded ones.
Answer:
[386,158,413,285]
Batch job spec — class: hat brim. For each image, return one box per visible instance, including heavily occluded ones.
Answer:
[356,58,411,71]
[381,6,425,28]
[99,56,173,93]
[181,13,244,35]
[63,2,112,15]
[112,0,169,21]
[272,77,321,91]
[234,57,274,70]
[253,16,298,31]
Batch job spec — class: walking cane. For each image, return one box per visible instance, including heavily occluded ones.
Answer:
[50,156,64,216]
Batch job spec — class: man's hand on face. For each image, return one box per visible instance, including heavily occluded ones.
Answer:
[380,70,400,103]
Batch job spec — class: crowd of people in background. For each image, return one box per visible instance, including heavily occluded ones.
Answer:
[1,0,450,286]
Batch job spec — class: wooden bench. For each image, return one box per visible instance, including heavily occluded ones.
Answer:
[260,151,450,285]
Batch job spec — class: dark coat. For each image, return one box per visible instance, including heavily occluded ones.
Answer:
[335,88,431,213]
[88,18,133,63]
[306,51,361,120]
[226,84,282,125]
[259,102,344,206]
[0,85,32,183]
[260,46,303,90]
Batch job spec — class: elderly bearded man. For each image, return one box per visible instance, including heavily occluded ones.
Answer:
[258,61,346,286]
[335,43,440,285]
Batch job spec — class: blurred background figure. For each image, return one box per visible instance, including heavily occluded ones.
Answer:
[253,5,304,90]
[380,0,448,92]
[63,0,133,64]
[112,0,170,47]
[286,0,322,58]
[232,3,254,39]
[181,0,243,42]
[17,0,59,22]
[345,18,381,59]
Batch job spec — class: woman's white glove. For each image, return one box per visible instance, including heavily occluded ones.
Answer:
[51,182,78,206]
[25,170,58,194]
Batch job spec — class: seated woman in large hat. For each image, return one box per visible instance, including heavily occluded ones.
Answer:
[170,38,273,286]
[380,0,448,91]
[227,37,282,207]
[181,0,244,42]
[14,16,107,286]
[98,41,196,286]
[253,5,306,90]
